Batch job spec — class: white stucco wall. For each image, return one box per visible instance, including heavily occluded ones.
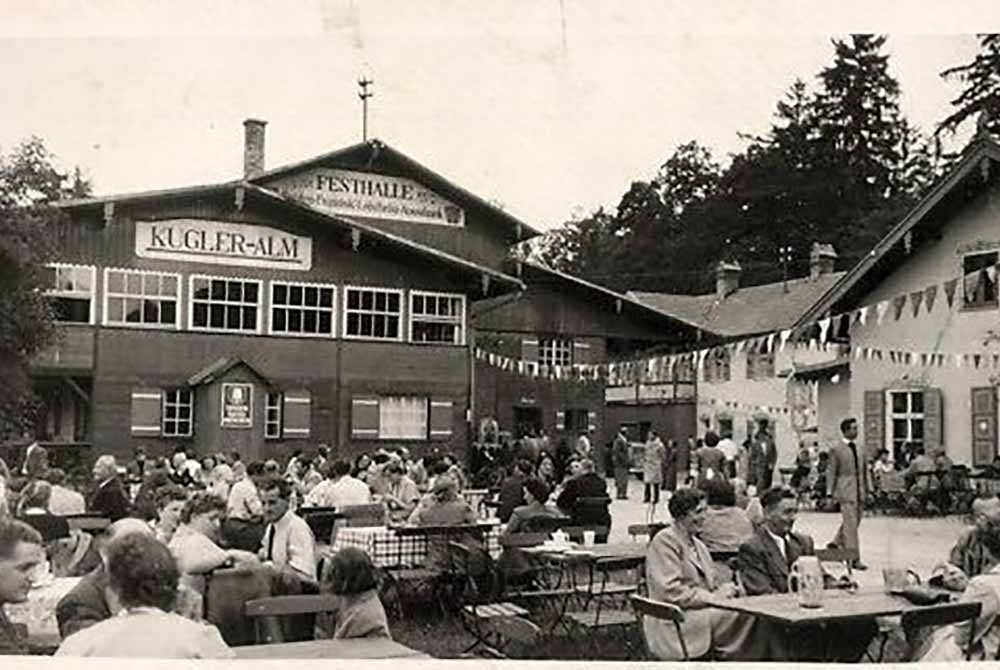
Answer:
[850,181,1000,465]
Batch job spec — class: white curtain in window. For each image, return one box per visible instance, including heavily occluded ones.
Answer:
[379,396,427,439]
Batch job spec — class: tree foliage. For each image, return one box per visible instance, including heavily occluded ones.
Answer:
[529,34,943,295]
[938,34,1000,137]
[0,137,91,439]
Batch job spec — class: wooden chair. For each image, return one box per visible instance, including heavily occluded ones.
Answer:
[244,594,341,644]
[447,540,533,658]
[897,601,983,661]
[566,556,644,656]
[631,594,691,661]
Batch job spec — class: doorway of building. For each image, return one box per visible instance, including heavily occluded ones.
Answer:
[513,406,543,438]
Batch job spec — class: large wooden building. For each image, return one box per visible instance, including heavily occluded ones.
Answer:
[30,119,699,465]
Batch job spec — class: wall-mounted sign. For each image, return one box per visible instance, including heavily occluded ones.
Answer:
[136,219,312,271]
[221,382,253,429]
[270,168,465,227]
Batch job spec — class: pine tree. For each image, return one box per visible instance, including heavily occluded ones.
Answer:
[938,34,1000,137]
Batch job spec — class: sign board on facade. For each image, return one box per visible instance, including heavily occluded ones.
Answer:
[136,219,312,271]
[270,168,465,227]
[221,383,253,428]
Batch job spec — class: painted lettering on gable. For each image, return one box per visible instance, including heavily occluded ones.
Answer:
[270,168,465,227]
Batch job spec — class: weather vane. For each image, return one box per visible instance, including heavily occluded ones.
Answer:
[358,77,374,142]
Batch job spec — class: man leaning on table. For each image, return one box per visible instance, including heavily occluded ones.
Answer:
[827,417,867,570]
[737,487,876,661]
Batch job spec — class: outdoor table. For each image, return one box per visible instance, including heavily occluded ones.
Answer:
[331,523,503,567]
[708,587,963,661]
[7,577,81,649]
[234,637,429,659]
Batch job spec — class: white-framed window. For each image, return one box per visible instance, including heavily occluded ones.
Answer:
[269,281,336,337]
[963,251,998,309]
[747,350,775,380]
[189,275,262,333]
[163,389,193,437]
[886,390,924,455]
[44,263,96,324]
[379,396,428,439]
[540,338,573,367]
[104,268,180,329]
[410,291,465,345]
[343,286,403,341]
[265,392,282,439]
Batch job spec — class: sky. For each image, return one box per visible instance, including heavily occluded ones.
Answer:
[3,2,1000,231]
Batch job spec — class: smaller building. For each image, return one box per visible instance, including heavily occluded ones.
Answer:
[797,131,1000,467]
[630,244,846,467]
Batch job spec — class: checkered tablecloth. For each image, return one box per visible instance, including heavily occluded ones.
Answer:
[332,524,503,567]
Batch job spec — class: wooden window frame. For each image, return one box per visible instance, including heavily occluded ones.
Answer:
[103,267,182,330]
[188,274,263,334]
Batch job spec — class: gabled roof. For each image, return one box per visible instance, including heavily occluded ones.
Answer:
[795,135,1000,327]
[187,357,271,387]
[629,272,845,339]
[514,260,709,335]
[58,181,525,296]
[251,139,542,242]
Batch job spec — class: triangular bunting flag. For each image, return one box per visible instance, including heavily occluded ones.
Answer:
[735,340,745,355]
[944,279,959,308]
[766,333,775,352]
[818,318,831,342]
[956,354,963,368]
[892,295,907,320]
[859,306,869,326]
[779,330,791,350]
[910,291,924,317]
[876,300,890,324]
[854,347,863,359]
[924,285,937,314]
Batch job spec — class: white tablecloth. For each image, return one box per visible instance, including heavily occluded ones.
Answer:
[7,577,81,640]
[332,524,502,567]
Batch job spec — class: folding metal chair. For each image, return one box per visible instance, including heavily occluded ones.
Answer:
[630,594,692,660]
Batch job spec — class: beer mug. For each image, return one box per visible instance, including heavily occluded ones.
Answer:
[883,566,921,592]
[788,556,824,608]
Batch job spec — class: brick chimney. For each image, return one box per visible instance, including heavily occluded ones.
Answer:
[243,118,267,179]
[809,243,837,278]
[715,261,741,299]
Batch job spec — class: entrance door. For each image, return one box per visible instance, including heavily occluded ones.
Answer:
[513,406,543,438]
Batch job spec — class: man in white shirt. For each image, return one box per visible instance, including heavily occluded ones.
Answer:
[304,459,371,509]
[381,461,420,521]
[717,433,740,479]
[258,476,316,584]
[223,462,264,552]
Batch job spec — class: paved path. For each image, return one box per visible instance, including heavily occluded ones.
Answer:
[605,478,968,589]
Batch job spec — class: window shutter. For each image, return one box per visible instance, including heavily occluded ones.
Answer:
[863,390,885,456]
[971,387,997,466]
[282,390,311,438]
[351,396,380,439]
[130,388,162,436]
[521,338,539,363]
[429,399,454,440]
[555,410,565,431]
[587,410,597,433]
[573,341,592,364]
[923,388,943,451]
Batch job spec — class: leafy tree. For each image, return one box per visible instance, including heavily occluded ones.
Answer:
[938,34,1000,137]
[0,137,90,439]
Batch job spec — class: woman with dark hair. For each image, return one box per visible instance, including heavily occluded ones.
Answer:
[315,547,390,640]
[132,468,174,522]
[644,488,773,660]
[168,492,258,597]
[55,533,233,658]
[697,477,753,580]
[353,453,373,483]
[536,452,557,490]
[151,485,188,544]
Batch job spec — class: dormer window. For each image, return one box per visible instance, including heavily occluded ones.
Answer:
[963,251,998,309]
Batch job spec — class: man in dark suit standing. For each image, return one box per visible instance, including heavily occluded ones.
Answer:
[88,455,130,522]
[556,459,611,539]
[827,417,867,570]
[737,487,815,595]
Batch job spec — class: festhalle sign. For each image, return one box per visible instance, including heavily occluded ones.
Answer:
[136,219,313,271]
[270,168,466,227]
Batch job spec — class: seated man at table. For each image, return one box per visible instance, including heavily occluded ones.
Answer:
[737,487,875,661]
[496,460,531,523]
[379,462,420,522]
[942,495,1000,591]
[498,477,564,584]
[645,488,776,660]
[224,461,265,552]
[555,459,610,539]
[88,455,130,522]
[17,480,71,543]
[0,519,45,655]
[409,476,479,571]
[47,468,86,516]
[304,459,371,510]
